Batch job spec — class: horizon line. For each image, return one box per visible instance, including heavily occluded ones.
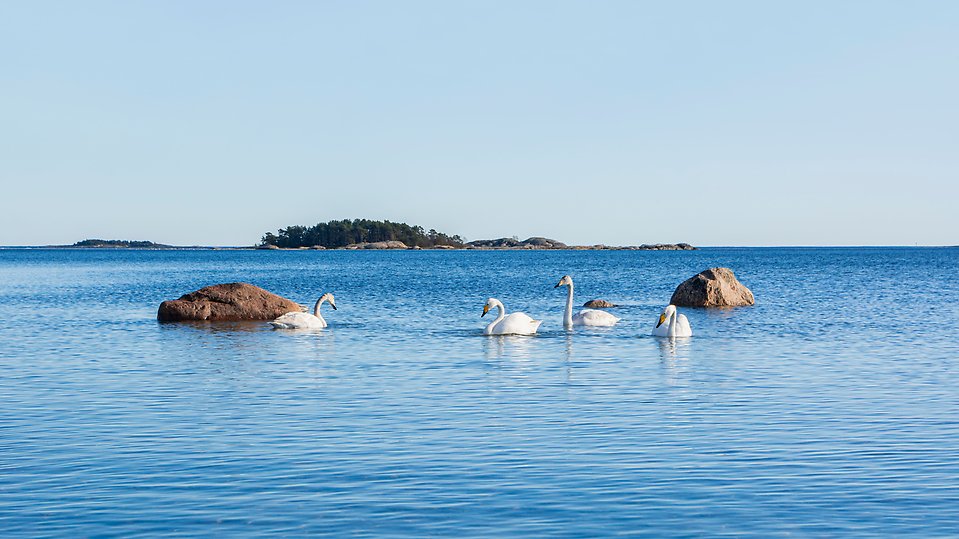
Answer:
[1,244,956,249]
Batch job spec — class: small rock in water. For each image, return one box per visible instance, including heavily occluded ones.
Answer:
[583,299,618,308]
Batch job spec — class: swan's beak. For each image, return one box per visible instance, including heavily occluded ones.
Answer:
[656,313,667,328]
[482,304,490,317]
[554,282,561,288]
[330,303,337,310]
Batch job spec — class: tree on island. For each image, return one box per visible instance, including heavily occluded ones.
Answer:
[261,219,465,249]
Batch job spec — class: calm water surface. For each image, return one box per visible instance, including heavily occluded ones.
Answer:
[1,248,957,537]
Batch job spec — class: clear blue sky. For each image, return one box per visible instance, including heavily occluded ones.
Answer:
[2,1,956,246]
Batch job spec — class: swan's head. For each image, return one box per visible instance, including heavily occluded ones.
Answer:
[482,298,502,317]
[555,275,573,288]
[656,305,677,328]
[321,293,337,310]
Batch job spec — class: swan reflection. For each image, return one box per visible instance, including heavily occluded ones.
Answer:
[657,337,693,387]
[657,336,692,359]
[482,334,535,361]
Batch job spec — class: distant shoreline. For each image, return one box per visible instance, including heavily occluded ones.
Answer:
[3,245,955,250]
[9,237,697,251]
[2,243,697,251]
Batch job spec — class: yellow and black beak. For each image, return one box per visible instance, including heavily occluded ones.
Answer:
[330,303,337,310]
[656,313,667,328]
[554,282,561,288]
[482,304,490,317]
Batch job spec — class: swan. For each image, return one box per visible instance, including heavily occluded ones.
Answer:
[482,298,542,335]
[271,293,337,329]
[554,275,620,328]
[651,304,692,337]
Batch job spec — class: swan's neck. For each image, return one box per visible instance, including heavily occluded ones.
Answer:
[668,309,677,334]
[486,303,506,334]
[313,298,327,324]
[563,284,574,328]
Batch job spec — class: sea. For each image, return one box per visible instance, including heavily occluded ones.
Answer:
[1,247,957,537]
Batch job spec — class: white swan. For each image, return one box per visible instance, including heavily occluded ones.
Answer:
[554,275,620,328]
[651,304,692,337]
[271,293,337,329]
[482,298,542,335]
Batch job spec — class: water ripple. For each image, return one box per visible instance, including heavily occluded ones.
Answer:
[1,248,957,537]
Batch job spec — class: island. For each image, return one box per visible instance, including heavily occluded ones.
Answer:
[464,237,696,250]
[39,239,216,250]
[258,220,695,251]
[34,230,694,251]
[260,219,465,249]
[70,239,174,249]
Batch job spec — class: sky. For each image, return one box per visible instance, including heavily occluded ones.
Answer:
[1,1,957,246]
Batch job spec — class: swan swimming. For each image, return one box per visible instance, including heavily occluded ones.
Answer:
[482,298,542,336]
[651,304,692,337]
[271,293,337,329]
[554,275,620,328]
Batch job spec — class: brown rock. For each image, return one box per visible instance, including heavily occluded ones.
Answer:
[157,282,302,321]
[669,267,755,307]
[583,299,618,308]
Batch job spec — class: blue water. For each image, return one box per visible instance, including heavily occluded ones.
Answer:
[1,248,957,537]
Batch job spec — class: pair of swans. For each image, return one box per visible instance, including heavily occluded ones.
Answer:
[481,275,620,335]
[558,275,691,337]
[270,293,336,329]
[484,275,692,337]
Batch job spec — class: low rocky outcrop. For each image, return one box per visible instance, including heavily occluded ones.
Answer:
[522,237,568,248]
[583,299,618,308]
[670,267,754,307]
[157,282,302,321]
[343,240,409,250]
[467,237,568,249]
[634,243,696,251]
[567,243,697,251]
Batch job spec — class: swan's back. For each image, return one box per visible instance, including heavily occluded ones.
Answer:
[271,311,326,329]
[572,309,620,327]
[677,314,692,336]
[491,312,542,335]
